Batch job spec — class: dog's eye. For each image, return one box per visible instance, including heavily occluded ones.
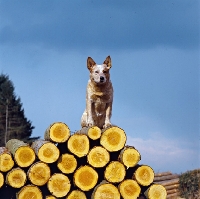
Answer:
[95,71,99,74]
[103,70,107,73]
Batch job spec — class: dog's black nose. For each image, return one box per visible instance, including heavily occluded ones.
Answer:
[100,76,104,82]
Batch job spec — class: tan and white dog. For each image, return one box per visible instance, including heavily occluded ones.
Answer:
[81,56,113,129]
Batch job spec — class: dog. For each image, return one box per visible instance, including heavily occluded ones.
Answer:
[81,56,113,129]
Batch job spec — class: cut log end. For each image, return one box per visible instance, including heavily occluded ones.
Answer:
[47,173,71,198]
[105,161,126,183]
[15,146,36,167]
[74,165,98,191]
[87,126,101,140]
[133,165,155,186]
[39,143,60,163]
[100,126,126,152]
[92,181,120,199]
[6,139,35,168]
[0,152,14,172]
[6,168,27,188]
[17,185,42,199]
[119,146,141,168]
[67,134,90,157]
[28,161,51,186]
[45,122,70,143]
[78,126,101,140]
[57,153,77,174]
[119,179,141,199]
[32,141,60,163]
[87,146,110,168]
[0,172,4,188]
[67,190,87,199]
[145,184,167,199]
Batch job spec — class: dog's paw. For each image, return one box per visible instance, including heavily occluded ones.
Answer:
[103,122,112,129]
[87,123,94,127]
[86,120,94,127]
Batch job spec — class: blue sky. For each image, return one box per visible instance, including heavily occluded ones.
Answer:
[0,0,199,173]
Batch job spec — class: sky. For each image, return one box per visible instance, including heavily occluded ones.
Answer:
[0,0,199,173]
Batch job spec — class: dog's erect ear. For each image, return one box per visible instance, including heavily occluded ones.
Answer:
[103,56,112,69]
[87,57,96,71]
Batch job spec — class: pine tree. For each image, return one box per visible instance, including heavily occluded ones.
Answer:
[0,74,39,146]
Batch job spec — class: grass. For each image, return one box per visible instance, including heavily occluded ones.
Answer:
[179,169,200,199]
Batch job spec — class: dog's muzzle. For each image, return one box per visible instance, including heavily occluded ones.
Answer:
[100,76,105,82]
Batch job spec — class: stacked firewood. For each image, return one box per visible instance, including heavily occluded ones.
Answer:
[154,172,180,198]
[0,122,167,199]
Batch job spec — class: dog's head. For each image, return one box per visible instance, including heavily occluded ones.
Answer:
[87,56,112,84]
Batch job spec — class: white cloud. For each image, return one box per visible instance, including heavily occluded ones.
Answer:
[126,132,199,174]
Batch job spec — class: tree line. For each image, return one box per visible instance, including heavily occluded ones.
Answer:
[0,74,39,146]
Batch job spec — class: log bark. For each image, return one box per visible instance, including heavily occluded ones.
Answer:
[57,153,77,174]
[118,179,141,199]
[28,161,51,186]
[166,192,180,198]
[6,139,35,167]
[155,171,172,177]
[32,140,60,163]
[144,184,167,199]
[47,173,71,197]
[78,126,101,140]
[158,178,179,186]
[154,174,179,182]
[164,183,179,191]
[104,161,126,183]
[6,167,26,188]
[44,122,70,143]
[66,190,87,199]
[74,165,98,191]
[133,165,154,186]
[92,180,120,199]
[16,184,42,199]
[100,126,126,152]
[0,147,14,172]
[0,172,4,188]
[67,134,90,157]
[87,146,110,168]
[167,188,179,194]
[118,146,141,168]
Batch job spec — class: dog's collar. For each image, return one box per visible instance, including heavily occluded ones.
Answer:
[94,91,104,96]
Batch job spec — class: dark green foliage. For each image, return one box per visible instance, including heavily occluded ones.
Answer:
[0,74,39,146]
[179,169,200,199]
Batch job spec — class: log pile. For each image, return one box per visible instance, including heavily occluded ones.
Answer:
[154,171,180,198]
[0,122,167,199]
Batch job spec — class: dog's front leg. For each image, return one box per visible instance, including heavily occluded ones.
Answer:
[86,100,94,127]
[103,102,112,128]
